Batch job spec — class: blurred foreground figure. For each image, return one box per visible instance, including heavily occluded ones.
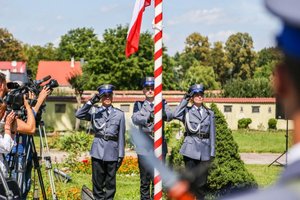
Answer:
[222,0,300,199]
[169,0,300,199]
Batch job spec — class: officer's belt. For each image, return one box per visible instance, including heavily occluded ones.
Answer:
[185,132,209,139]
[95,134,118,141]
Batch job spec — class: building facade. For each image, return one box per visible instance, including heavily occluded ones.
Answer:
[42,91,291,132]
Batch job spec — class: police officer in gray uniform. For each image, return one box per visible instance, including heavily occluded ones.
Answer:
[131,77,173,200]
[75,84,125,200]
[173,84,215,200]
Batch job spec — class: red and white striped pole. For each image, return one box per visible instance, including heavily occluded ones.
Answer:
[153,0,163,199]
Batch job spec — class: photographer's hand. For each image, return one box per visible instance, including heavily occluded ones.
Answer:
[33,86,51,113]
[4,111,16,137]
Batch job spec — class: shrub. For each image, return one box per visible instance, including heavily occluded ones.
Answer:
[168,137,184,170]
[58,132,93,152]
[208,103,257,196]
[168,103,257,197]
[268,118,277,130]
[238,118,252,129]
[164,122,182,144]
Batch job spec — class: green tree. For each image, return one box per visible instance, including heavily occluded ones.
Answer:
[67,73,85,130]
[223,78,273,97]
[180,65,220,90]
[175,33,211,76]
[256,47,282,67]
[210,41,231,86]
[0,28,25,61]
[83,25,178,90]
[225,33,257,80]
[23,43,59,78]
[185,32,211,65]
[58,27,99,61]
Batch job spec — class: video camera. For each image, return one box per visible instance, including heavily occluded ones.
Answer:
[4,75,59,116]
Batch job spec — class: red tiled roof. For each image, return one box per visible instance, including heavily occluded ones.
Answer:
[36,61,82,86]
[0,61,26,73]
[48,95,275,104]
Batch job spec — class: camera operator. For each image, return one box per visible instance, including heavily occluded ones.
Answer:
[0,73,36,134]
[0,111,16,178]
[7,86,51,199]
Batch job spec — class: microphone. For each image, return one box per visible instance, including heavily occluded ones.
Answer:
[34,75,51,85]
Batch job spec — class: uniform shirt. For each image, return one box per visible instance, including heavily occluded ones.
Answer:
[287,143,300,165]
[0,133,14,177]
[75,102,126,161]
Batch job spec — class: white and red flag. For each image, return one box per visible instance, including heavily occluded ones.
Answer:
[125,0,151,57]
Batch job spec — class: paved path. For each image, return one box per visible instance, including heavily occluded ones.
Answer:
[47,149,287,165]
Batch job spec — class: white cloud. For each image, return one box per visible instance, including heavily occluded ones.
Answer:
[208,30,236,43]
[167,8,225,26]
[100,4,119,13]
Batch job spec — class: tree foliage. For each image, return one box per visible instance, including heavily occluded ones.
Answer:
[23,43,59,78]
[181,65,220,90]
[223,78,273,97]
[225,33,257,80]
[58,27,99,61]
[83,25,178,90]
[210,41,231,86]
[0,28,25,61]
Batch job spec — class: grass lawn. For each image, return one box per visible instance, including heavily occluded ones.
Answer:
[232,130,292,153]
[245,164,283,187]
[25,164,281,200]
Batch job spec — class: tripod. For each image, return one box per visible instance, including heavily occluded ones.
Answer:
[35,120,58,200]
[268,119,289,167]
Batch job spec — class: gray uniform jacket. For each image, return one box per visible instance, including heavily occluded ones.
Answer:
[173,98,215,161]
[131,100,173,156]
[222,160,300,200]
[75,102,125,161]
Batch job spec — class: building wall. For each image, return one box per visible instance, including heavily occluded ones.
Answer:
[43,99,292,131]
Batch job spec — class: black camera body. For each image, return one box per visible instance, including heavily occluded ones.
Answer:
[4,76,59,118]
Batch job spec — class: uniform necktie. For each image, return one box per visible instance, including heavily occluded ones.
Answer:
[198,107,202,119]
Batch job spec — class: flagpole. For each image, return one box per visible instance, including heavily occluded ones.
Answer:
[154,0,163,199]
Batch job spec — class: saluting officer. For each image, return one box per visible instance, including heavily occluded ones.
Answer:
[173,84,215,200]
[75,84,125,200]
[131,77,173,200]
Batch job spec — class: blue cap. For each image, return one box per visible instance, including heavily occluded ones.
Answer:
[142,77,155,87]
[265,0,300,58]
[189,84,205,94]
[97,84,115,94]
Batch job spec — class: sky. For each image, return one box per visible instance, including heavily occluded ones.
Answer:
[0,0,282,56]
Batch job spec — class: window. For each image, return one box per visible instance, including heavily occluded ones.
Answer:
[252,106,260,113]
[55,104,66,113]
[268,107,272,113]
[224,105,232,113]
[120,104,130,112]
[240,106,244,112]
